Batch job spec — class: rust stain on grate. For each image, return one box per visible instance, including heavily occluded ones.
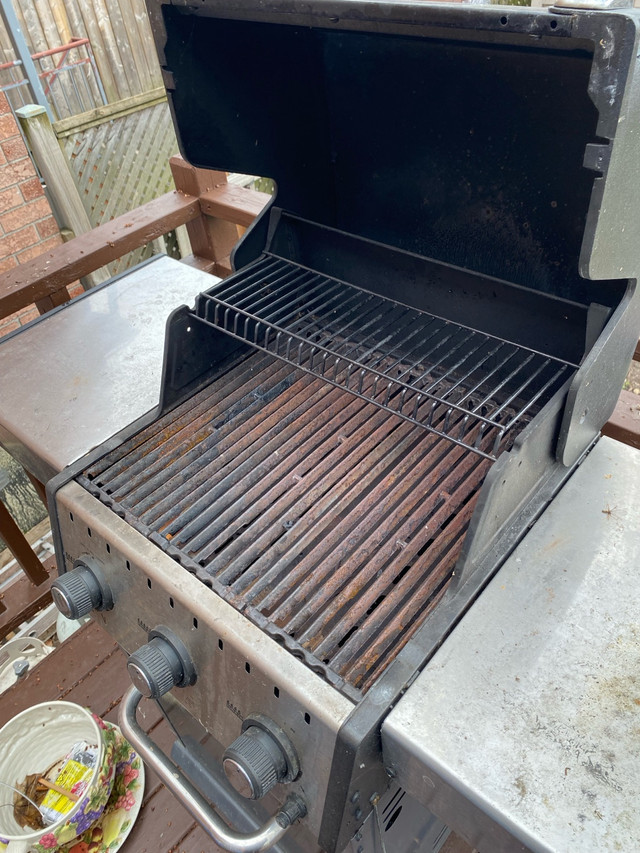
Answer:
[84,351,499,694]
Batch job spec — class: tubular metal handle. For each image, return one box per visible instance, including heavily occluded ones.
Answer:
[119,686,307,853]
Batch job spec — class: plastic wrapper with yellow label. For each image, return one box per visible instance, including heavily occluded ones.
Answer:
[40,741,97,826]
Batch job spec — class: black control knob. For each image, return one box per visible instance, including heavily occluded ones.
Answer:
[127,627,196,699]
[51,561,113,620]
[223,715,300,800]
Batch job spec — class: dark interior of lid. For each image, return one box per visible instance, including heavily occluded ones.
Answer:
[163,8,619,306]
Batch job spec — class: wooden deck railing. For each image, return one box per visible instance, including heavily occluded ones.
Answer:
[602,340,640,449]
[0,154,638,633]
[0,157,270,319]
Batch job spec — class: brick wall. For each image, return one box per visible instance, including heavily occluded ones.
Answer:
[0,91,82,337]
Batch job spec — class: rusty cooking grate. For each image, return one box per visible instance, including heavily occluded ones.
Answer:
[82,350,504,696]
[192,255,577,461]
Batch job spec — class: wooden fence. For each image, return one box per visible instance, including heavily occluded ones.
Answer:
[17,89,185,277]
[54,91,182,274]
[0,0,161,104]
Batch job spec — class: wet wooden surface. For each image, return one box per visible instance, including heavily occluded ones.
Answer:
[0,620,476,853]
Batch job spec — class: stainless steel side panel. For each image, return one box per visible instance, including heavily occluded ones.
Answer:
[0,256,216,482]
[382,437,640,853]
[57,481,355,842]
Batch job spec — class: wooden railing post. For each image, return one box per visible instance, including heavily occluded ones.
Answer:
[170,156,239,275]
[16,104,109,291]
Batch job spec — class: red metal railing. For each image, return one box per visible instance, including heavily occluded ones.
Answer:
[0,37,106,118]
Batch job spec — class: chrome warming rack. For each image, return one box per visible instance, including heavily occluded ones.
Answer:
[192,255,578,460]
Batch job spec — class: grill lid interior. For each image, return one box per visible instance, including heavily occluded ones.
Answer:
[157,1,626,302]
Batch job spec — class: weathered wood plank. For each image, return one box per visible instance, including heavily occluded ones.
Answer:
[63,642,133,714]
[124,785,196,853]
[174,823,232,853]
[200,183,271,228]
[0,621,118,726]
[63,0,120,102]
[35,285,73,316]
[130,0,164,89]
[110,0,153,93]
[0,501,49,584]
[33,0,81,116]
[91,0,132,98]
[104,0,142,93]
[53,87,166,137]
[0,555,56,638]
[16,105,99,266]
[45,0,73,46]
[603,388,640,449]
[214,257,233,278]
[170,158,239,267]
[16,2,47,54]
[0,191,200,315]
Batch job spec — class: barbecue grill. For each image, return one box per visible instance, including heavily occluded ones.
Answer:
[43,1,640,851]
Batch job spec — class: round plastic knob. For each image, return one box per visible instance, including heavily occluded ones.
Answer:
[51,562,112,620]
[127,628,196,699]
[13,660,29,679]
[127,638,182,699]
[223,727,286,799]
[223,716,300,801]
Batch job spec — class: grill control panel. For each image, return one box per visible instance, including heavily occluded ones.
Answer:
[55,480,355,842]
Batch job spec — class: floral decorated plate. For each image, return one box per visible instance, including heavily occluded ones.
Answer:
[59,725,144,853]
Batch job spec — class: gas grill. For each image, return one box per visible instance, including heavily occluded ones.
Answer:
[44,1,640,851]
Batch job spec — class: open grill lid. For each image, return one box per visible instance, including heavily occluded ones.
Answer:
[149,0,640,301]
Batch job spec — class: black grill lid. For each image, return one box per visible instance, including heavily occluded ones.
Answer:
[149,1,640,301]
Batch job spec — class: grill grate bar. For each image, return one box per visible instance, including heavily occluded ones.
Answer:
[194,255,576,459]
[86,355,281,486]
[290,447,485,650]
[90,359,291,497]
[139,372,352,530]
[250,405,476,621]
[335,495,480,691]
[226,412,445,602]
[177,391,378,559]
[157,362,390,548]
[501,360,570,432]
[209,400,417,583]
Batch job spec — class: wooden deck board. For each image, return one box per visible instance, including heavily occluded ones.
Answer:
[0,555,57,639]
